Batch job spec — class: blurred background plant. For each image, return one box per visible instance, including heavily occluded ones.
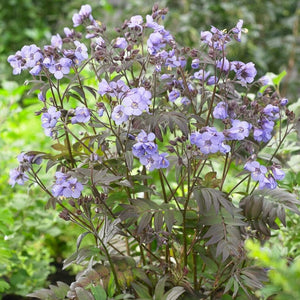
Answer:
[0,0,299,298]
[246,239,300,300]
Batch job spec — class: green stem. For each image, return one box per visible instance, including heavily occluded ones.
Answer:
[193,250,198,291]
[91,185,162,264]
[64,129,76,168]
[98,237,122,294]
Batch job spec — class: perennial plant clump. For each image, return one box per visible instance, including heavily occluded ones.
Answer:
[7,3,299,299]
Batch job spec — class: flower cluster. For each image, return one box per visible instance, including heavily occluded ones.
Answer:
[72,4,96,27]
[200,22,257,85]
[253,104,280,143]
[71,107,90,124]
[244,160,285,189]
[9,153,42,187]
[132,130,169,171]
[41,106,61,137]
[112,88,152,125]
[7,6,92,79]
[52,172,83,199]
[190,127,230,155]
[224,120,252,141]
[7,3,291,197]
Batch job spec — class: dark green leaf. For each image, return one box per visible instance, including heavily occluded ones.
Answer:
[131,282,151,299]
[50,281,70,298]
[90,285,107,300]
[125,151,133,171]
[164,210,175,232]
[84,85,97,99]
[138,212,153,234]
[27,289,55,300]
[162,286,185,300]
[154,211,164,232]
[154,275,167,299]
[77,232,92,252]
[75,287,94,300]
[71,85,86,99]
[45,197,56,210]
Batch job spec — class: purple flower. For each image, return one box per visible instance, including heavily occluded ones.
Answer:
[98,108,104,117]
[71,107,90,124]
[201,26,230,50]
[62,178,84,198]
[168,90,180,102]
[8,44,42,75]
[224,119,252,140]
[48,57,72,79]
[146,15,162,30]
[64,27,75,38]
[114,37,128,49]
[191,59,200,69]
[132,141,158,158]
[271,166,285,180]
[17,152,42,166]
[253,118,274,142]
[98,79,113,96]
[213,102,228,120]
[236,62,257,84]
[128,15,143,31]
[21,45,40,69]
[7,53,23,75]
[244,160,267,182]
[122,95,147,116]
[161,74,171,80]
[74,41,88,64]
[54,171,68,185]
[139,153,160,171]
[109,80,130,99]
[9,168,28,187]
[156,153,169,169]
[52,172,83,198]
[147,32,165,55]
[132,130,169,171]
[51,34,63,49]
[72,14,83,27]
[190,127,230,155]
[207,76,218,85]
[94,37,105,50]
[41,106,61,137]
[122,87,151,116]
[211,26,231,50]
[136,130,155,143]
[179,56,186,68]
[181,97,190,105]
[38,92,45,102]
[232,19,243,42]
[27,50,44,75]
[98,79,129,99]
[263,104,279,120]
[201,31,213,46]
[72,4,94,27]
[280,98,288,106]
[193,70,210,81]
[43,56,55,69]
[259,75,271,86]
[158,49,181,68]
[259,175,277,190]
[216,58,230,73]
[111,105,129,125]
